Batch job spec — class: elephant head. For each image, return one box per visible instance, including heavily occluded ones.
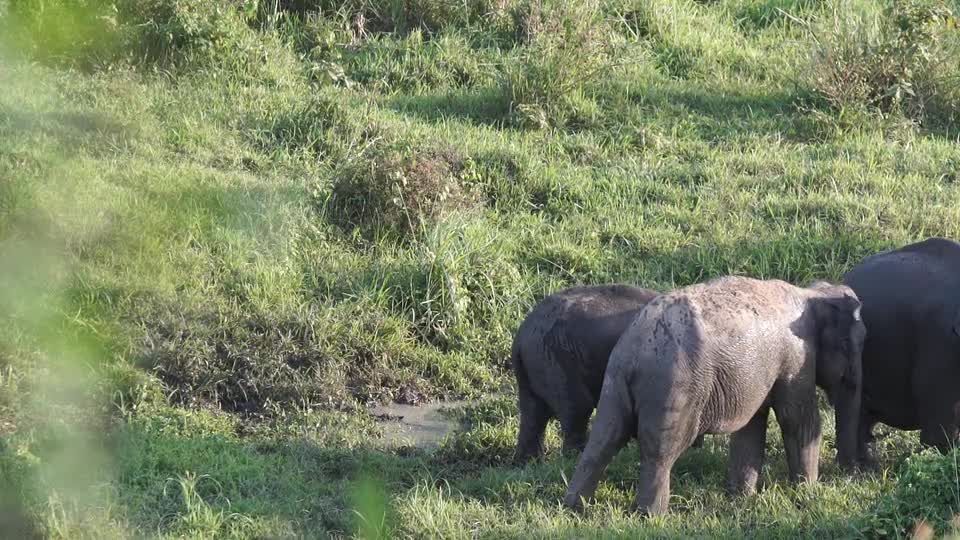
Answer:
[810,285,866,469]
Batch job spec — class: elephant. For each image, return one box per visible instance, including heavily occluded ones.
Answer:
[562,276,865,515]
[843,237,960,461]
[511,284,695,462]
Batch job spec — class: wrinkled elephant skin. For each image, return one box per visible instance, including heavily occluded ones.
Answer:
[563,276,865,515]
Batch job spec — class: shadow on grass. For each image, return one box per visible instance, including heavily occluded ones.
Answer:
[387,89,511,129]
[105,385,912,539]
[0,108,135,152]
[108,404,734,538]
[629,84,823,143]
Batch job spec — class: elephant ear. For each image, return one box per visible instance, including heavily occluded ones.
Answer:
[822,293,863,386]
[813,293,863,385]
[816,293,862,348]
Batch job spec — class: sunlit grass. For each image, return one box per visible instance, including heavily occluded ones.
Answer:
[3,0,960,537]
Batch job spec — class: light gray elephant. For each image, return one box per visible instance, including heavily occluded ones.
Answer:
[563,276,865,515]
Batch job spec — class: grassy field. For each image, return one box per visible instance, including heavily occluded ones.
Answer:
[3,0,960,537]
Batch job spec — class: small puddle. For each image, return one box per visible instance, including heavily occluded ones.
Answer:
[369,400,471,449]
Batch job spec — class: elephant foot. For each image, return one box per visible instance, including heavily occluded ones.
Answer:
[512,446,542,466]
[853,453,879,472]
[563,492,587,513]
[560,442,586,458]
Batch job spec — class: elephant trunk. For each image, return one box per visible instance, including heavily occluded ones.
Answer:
[833,361,862,470]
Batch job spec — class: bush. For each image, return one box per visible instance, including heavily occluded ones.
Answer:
[499,0,618,129]
[862,448,960,538]
[118,0,260,67]
[808,0,960,128]
[326,144,482,240]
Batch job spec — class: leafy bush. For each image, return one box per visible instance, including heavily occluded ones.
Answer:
[808,0,960,128]
[861,447,960,538]
[327,144,482,240]
[118,0,260,66]
[499,0,618,129]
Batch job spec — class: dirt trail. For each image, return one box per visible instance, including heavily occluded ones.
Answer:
[369,400,471,448]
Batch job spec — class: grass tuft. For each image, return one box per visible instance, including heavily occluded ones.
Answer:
[327,143,482,241]
[806,0,960,131]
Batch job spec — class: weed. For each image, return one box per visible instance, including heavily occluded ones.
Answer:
[862,447,960,538]
[326,144,482,241]
[500,1,619,129]
[807,0,960,129]
[161,472,255,538]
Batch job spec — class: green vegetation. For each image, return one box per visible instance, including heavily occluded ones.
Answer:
[3,0,960,537]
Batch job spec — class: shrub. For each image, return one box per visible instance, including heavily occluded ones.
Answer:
[808,0,960,128]
[118,0,259,66]
[861,447,960,538]
[499,0,618,129]
[326,144,482,240]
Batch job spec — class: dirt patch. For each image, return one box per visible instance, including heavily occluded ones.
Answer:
[370,400,472,448]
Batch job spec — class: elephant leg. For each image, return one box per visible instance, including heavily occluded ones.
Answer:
[774,400,822,484]
[631,390,699,516]
[726,407,769,496]
[857,411,878,469]
[918,403,959,453]
[633,454,677,516]
[563,382,633,511]
[910,342,960,452]
[559,404,592,456]
[514,386,552,464]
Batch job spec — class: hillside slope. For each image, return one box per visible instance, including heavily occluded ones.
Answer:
[2,0,960,537]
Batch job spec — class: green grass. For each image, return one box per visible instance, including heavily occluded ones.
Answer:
[3,0,960,537]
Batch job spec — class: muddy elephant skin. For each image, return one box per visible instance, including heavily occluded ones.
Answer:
[563,276,865,515]
[511,284,661,462]
[843,237,960,459]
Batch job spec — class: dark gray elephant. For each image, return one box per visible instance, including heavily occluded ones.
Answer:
[512,284,677,462]
[562,276,865,515]
[843,237,960,460]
